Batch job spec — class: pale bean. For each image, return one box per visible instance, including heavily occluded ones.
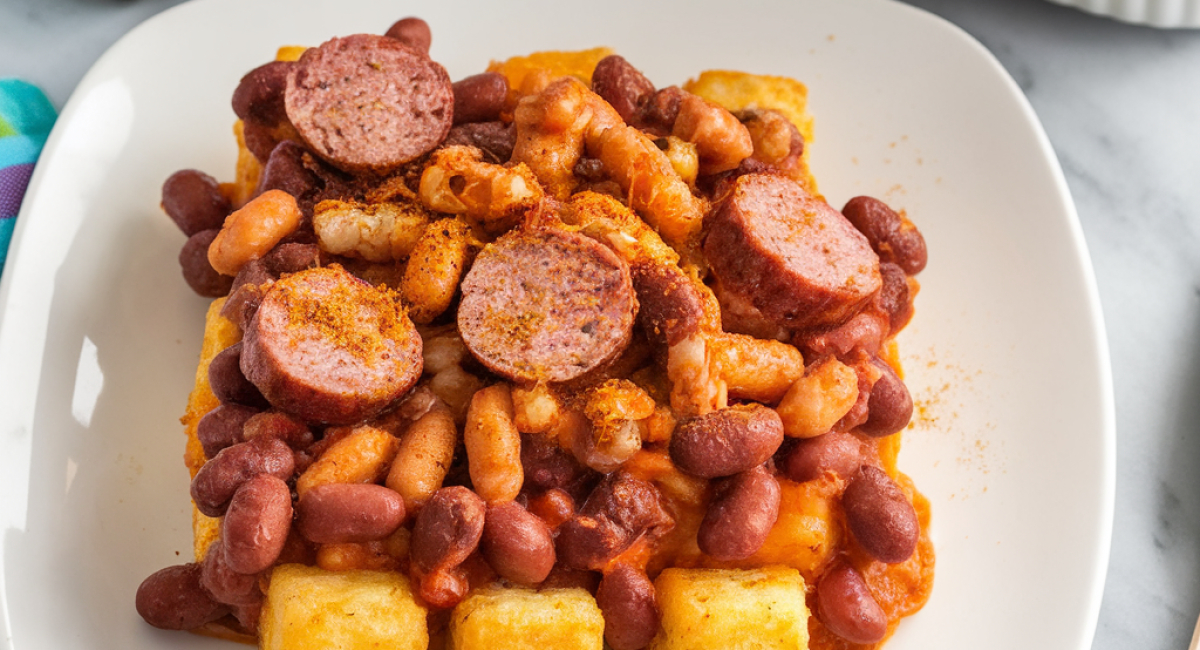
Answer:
[464,384,523,503]
[295,425,399,498]
[776,356,860,438]
[511,382,561,434]
[400,217,470,324]
[207,189,302,276]
[386,404,458,512]
[712,332,805,404]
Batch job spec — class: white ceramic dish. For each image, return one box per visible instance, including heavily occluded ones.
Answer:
[1047,0,1200,27]
[0,0,1114,648]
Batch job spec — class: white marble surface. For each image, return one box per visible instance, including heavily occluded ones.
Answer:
[2,0,1197,648]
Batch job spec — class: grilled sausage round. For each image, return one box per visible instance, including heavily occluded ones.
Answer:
[240,266,423,425]
[458,228,636,383]
[285,34,453,173]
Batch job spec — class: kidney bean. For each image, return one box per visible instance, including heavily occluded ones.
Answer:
[262,242,322,275]
[557,472,673,571]
[669,404,784,478]
[596,564,660,650]
[859,358,913,438]
[135,563,228,630]
[444,121,516,164]
[816,563,888,645]
[200,542,261,607]
[384,17,432,54]
[242,410,313,449]
[452,72,509,125]
[539,566,601,592]
[697,465,780,561]
[779,431,865,483]
[232,60,291,126]
[297,483,406,544]
[411,486,486,573]
[222,474,293,574]
[592,55,656,125]
[481,501,556,585]
[208,342,268,408]
[841,196,927,275]
[196,403,258,459]
[877,262,914,334]
[639,86,685,134]
[520,432,590,493]
[843,466,919,563]
[179,229,233,298]
[233,601,263,635]
[256,140,321,206]
[190,435,295,517]
[162,169,231,236]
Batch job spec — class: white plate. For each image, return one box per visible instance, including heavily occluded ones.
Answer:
[0,0,1114,648]
[1047,0,1200,27]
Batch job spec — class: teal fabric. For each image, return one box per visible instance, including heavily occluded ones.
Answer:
[0,79,58,278]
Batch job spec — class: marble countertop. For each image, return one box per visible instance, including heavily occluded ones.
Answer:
[2,0,1197,648]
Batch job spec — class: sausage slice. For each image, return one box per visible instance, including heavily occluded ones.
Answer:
[241,266,422,424]
[704,174,881,330]
[284,34,454,173]
[458,228,637,383]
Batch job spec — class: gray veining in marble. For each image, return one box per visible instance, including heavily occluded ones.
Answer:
[3,0,1200,648]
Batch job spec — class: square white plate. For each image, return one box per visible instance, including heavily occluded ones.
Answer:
[0,0,1113,648]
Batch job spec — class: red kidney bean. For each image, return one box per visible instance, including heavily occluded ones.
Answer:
[135,563,228,630]
[411,486,486,573]
[179,229,233,298]
[444,121,516,164]
[843,466,919,563]
[638,86,685,134]
[669,404,784,478]
[384,17,432,54]
[596,564,660,650]
[841,196,927,275]
[208,342,268,408]
[557,472,674,571]
[481,501,556,585]
[452,72,509,125]
[255,140,321,208]
[190,435,295,517]
[222,475,293,574]
[816,563,888,645]
[780,431,865,483]
[859,358,913,438]
[162,169,231,236]
[539,566,601,592]
[520,432,592,493]
[196,403,258,459]
[232,61,291,126]
[297,483,406,544]
[233,601,263,635]
[877,262,914,333]
[242,410,313,449]
[697,465,780,561]
[591,55,656,125]
[200,542,262,607]
[262,242,322,275]
[220,260,272,331]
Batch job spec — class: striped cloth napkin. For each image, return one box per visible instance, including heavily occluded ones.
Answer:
[0,79,57,278]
